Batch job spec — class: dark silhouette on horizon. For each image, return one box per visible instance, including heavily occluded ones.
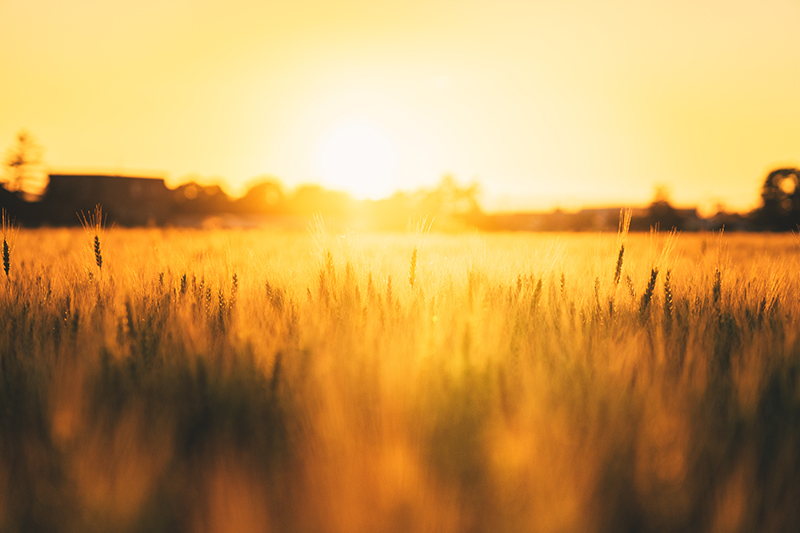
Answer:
[42,174,173,226]
[752,168,800,232]
[0,138,795,232]
[0,169,785,232]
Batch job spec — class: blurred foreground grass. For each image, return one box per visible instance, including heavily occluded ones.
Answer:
[1,228,799,532]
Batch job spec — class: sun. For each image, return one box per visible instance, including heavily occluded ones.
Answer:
[312,118,400,199]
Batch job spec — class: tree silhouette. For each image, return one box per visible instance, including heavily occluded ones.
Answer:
[417,175,482,217]
[235,180,286,213]
[644,185,684,231]
[2,130,45,195]
[753,168,800,231]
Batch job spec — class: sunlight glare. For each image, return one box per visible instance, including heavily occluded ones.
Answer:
[312,118,400,199]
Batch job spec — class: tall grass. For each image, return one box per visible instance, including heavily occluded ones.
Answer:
[0,227,799,532]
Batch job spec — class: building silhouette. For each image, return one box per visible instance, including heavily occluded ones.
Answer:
[42,174,172,226]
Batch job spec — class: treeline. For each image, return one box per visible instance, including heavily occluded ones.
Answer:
[169,175,484,230]
[0,174,485,230]
[1,165,799,232]
[2,130,798,230]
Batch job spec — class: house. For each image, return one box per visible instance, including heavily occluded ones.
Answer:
[42,174,172,226]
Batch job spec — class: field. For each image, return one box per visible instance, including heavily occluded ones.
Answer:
[1,224,799,532]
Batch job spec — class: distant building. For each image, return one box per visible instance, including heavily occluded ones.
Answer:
[42,174,172,226]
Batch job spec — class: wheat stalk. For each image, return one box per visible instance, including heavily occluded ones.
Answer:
[663,269,673,324]
[231,273,239,309]
[79,205,106,272]
[712,267,722,309]
[1,209,17,280]
[2,239,8,279]
[408,246,418,287]
[613,209,632,285]
[613,244,625,286]
[408,216,432,288]
[639,268,659,317]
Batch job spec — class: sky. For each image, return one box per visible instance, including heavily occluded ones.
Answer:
[1,0,799,213]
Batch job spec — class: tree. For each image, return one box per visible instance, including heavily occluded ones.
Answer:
[752,168,800,231]
[235,180,286,213]
[417,175,482,216]
[644,185,684,231]
[2,130,45,195]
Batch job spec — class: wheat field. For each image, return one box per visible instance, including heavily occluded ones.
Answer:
[1,224,799,532]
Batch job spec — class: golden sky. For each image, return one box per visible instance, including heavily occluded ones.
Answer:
[1,0,798,212]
